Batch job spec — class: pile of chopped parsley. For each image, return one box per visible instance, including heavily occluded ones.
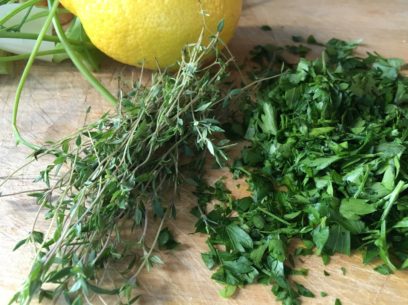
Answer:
[194,38,408,304]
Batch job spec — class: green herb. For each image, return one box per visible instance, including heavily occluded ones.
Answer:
[290,268,309,276]
[285,44,311,57]
[292,35,303,43]
[306,35,323,46]
[340,267,347,276]
[158,228,179,250]
[295,283,315,298]
[374,264,393,275]
[335,298,342,305]
[320,291,328,297]
[290,35,323,46]
[260,25,272,31]
[219,285,237,298]
[196,38,408,304]
[3,33,234,304]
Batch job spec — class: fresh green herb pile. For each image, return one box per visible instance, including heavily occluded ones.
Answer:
[195,39,408,304]
[4,38,233,305]
[3,2,408,303]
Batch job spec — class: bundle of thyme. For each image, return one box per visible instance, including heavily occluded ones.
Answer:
[2,35,236,305]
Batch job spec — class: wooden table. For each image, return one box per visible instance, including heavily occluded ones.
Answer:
[1,1,408,304]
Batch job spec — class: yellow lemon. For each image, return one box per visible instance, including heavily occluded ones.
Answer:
[60,0,242,69]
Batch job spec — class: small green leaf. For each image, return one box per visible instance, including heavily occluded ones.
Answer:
[339,198,376,220]
[393,217,408,228]
[13,238,28,251]
[382,163,395,190]
[158,228,178,250]
[252,214,265,229]
[75,135,82,146]
[295,282,315,298]
[152,197,164,217]
[376,142,405,157]
[312,225,329,255]
[219,285,237,298]
[335,298,342,305]
[309,127,335,136]
[250,243,268,265]
[363,247,379,264]
[38,289,53,302]
[217,19,225,32]
[47,268,72,283]
[292,35,303,42]
[261,25,272,31]
[301,155,341,172]
[69,279,84,294]
[201,252,216,269]
[259,102,278,135]
[325,225,351,255]
[206,139,215,156]
[195,102,213,112]
[374,264,392,275]
[61,140,69,153]
[149,255,164,266]
[307,35,322,45]
[322,254,331,265]
[268,238,286,261]
[226,224,253,252]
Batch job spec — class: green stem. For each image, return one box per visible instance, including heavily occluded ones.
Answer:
[378,181,406,271]
[0,0,41,27]
[0,32,59,42]
[12,0,61,150]
[0,32,95,48]
[257,207,292,226]
[12,2,34,32]
[0,48,65,62]
[50,1,118,106]
[381,180,406,222]
[131,209,169,281]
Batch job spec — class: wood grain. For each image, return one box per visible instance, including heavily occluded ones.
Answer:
[1,1,408,304]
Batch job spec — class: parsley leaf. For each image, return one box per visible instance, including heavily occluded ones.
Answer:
[226,224,253,252]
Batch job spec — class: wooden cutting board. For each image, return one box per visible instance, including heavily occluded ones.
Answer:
[1,1,408,304]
